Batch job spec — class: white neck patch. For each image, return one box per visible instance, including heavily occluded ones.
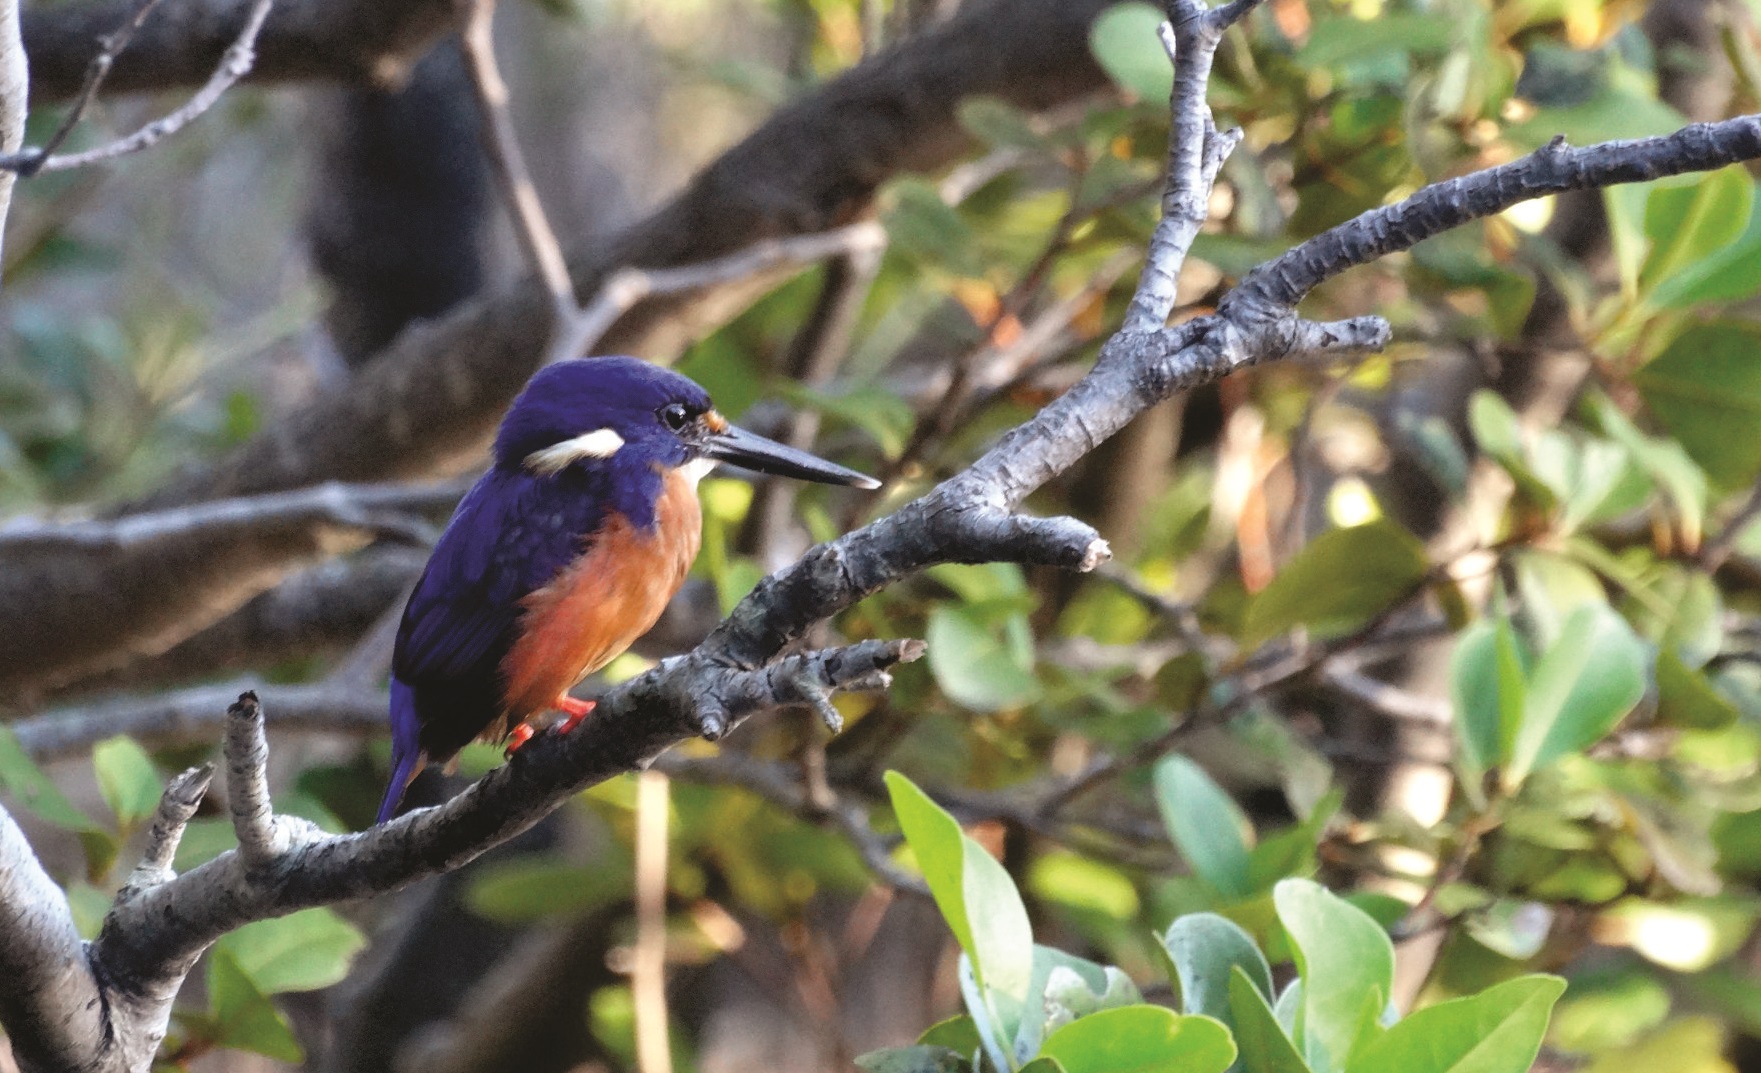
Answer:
[524,428,625,475]
[677,456,718,488]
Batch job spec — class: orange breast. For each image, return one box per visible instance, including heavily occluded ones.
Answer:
[496,470,702,733]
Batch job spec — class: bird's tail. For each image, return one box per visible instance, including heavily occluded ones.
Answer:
[376,677,426,825]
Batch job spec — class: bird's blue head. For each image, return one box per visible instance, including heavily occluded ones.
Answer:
[493,356,879,491]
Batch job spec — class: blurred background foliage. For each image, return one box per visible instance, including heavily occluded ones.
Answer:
[9,0,1761,1068]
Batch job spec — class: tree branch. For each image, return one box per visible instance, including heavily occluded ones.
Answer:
[0,805,107,1073]
[0,0,27,266]
[0,480,462,703]
[13,680,386,762]
[21,0,457,101]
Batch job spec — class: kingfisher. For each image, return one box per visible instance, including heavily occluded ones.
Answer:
[376,356,879,824]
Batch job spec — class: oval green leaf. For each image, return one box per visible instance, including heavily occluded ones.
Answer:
[1273,878,1395,1073]
[1505,603,1647,787]
[1039,1007,1236,1073]
[1155,756,1256,899]
[1348,975,1565,1073]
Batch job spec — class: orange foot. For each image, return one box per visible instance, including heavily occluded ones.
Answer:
[503,723,535,758]
[554,695,597,734]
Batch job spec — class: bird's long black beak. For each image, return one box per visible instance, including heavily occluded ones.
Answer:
[705,424,881,489]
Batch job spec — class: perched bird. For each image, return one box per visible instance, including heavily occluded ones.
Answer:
[376,356,878,823]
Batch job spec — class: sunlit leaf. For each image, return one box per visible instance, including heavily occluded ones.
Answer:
[92,735,162,830]
[1348,976,1565,1073]
[1038,1006,1235,1073]
[1274,878,1394,1073]
[885,773,1033,1011]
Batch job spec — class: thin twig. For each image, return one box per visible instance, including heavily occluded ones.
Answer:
[0,0,275,174]
[457,0,576,322]
[15,0,168,176]
[549,221,889,365]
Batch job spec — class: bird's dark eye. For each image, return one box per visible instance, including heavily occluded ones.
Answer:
[660,403,692,432]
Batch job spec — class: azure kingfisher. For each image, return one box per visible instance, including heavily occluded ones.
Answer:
[376,356,878,824]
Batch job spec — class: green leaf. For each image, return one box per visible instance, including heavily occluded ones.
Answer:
[1450,622,1504,780]
[1655,650,1741,730]
[927,603,1042,712]
[1635,322,1761,488]
[0,726,97,832]
[856,1045,970,1073]
[1089,3,1173,101]
[1155,756,1256,899]
[885,179,981,275]
[1550,970,1670,1052]
[1038,1007,1236,1073]
[885,772,1033,1009]
[1242,521,1429,647]
[1512,548,1607,649]
[1296,12,1455,68]
[213,907,366,994]
[92,736,162,829]
[1274,878,1394,1073]
[958,97,1044,151]
[1621,563,1722,669]
[207,949,303,1063]
[64,882,112,941]
[1505,603,1647,787]
[1468,392,1557,510]
[1505,80,1685,151]
[1166,912,1274,1069]
[919,1014,984,1055]
[1639,167,1754,299]
[1646,185,1761,309]
[1347,975,1565,1073]
[1020,1060,1071,1073]
[1230,968,1315,1073]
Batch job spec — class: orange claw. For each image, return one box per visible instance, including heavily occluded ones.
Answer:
[554,695,596,734]
[503,723,535,757]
